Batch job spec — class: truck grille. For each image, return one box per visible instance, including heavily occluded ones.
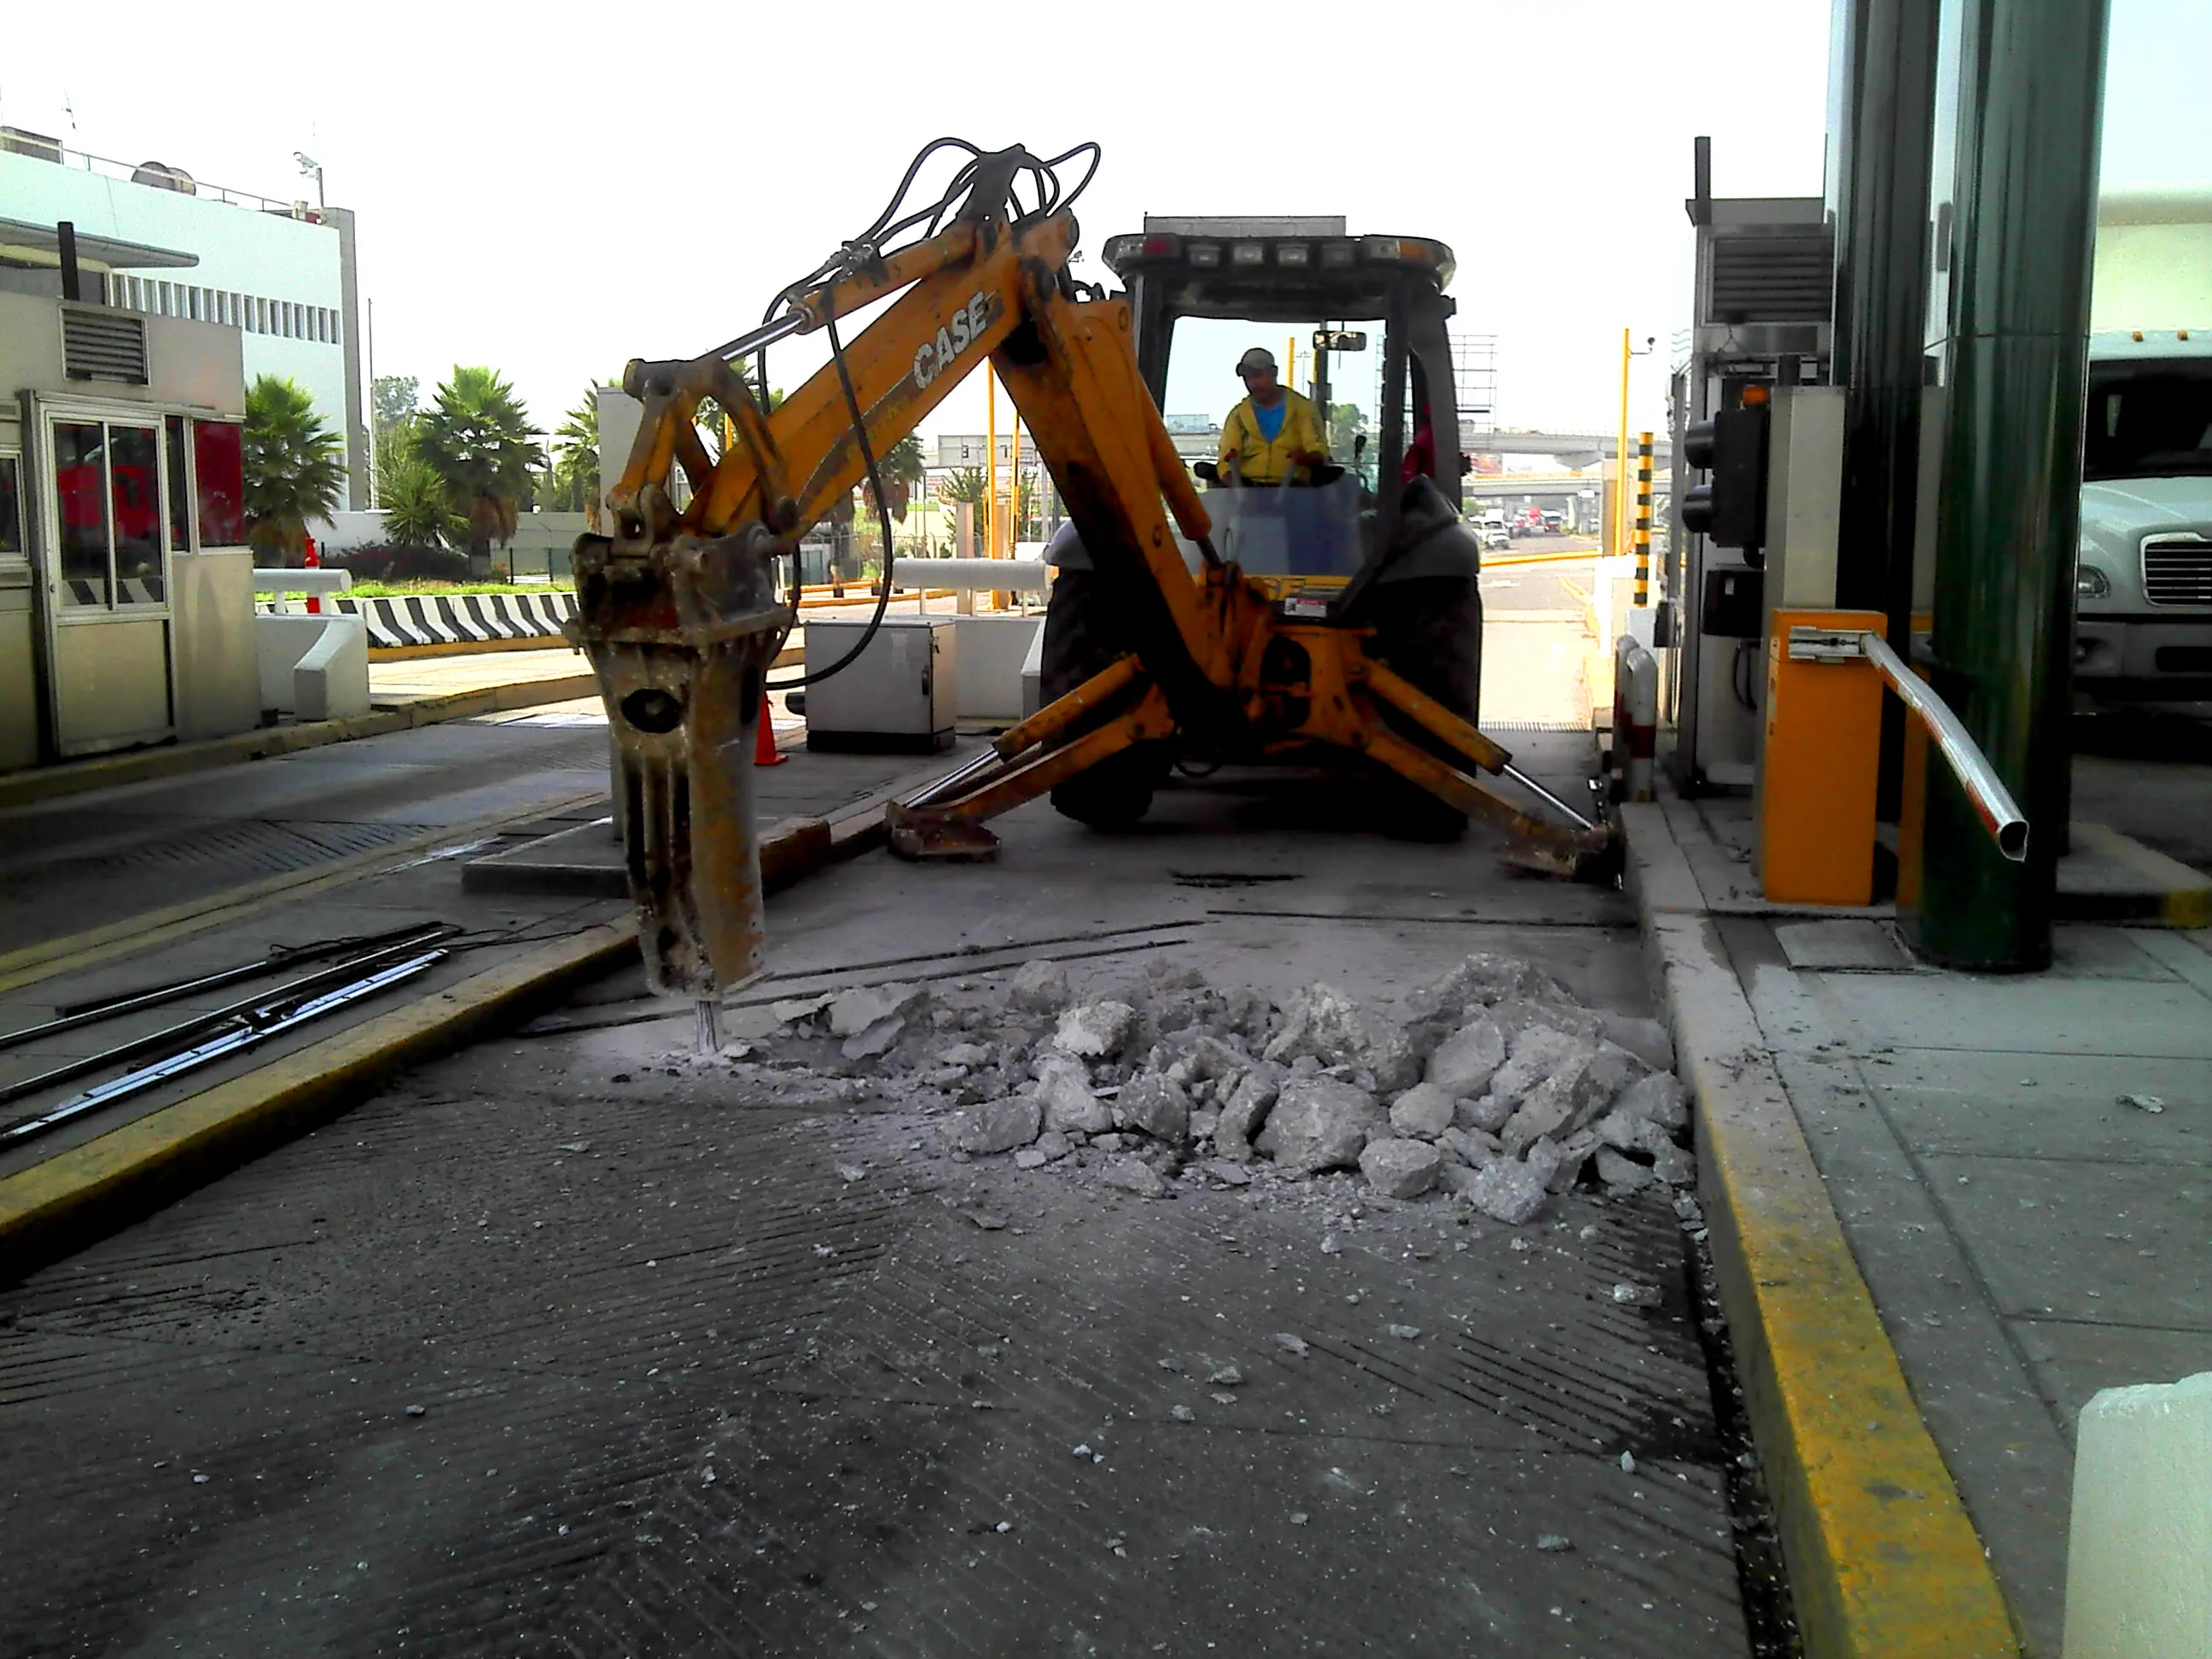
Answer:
[2143,535,2212,606]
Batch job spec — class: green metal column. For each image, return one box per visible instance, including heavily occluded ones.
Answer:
[1906,0,2111,969]
[1827,0,1942,811]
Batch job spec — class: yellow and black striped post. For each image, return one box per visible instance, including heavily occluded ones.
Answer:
[1633,431,1654,606]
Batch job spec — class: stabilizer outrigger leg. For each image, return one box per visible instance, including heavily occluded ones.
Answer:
[886,657,1174,859]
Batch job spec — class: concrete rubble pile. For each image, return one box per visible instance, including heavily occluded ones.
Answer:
[756,950,1693,1226]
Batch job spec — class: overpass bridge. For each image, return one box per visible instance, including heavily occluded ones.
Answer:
[1460,428,1674,469]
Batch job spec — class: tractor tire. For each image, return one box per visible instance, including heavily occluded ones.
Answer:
[1039,568,1173,831]
[1354,575,1484,841]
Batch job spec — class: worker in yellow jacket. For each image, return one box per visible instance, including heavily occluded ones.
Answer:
[1218,346,1330,485]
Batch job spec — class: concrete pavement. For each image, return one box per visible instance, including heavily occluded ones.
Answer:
[0,731,1778,1657]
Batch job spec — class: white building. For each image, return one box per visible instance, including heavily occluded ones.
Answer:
[0,131,368,505]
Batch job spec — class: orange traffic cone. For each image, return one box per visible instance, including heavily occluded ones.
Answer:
[754,690,788,766]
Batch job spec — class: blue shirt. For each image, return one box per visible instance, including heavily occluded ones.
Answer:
[1253,400,1288,443]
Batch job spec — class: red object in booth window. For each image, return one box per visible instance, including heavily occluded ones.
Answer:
[193,420,246,545]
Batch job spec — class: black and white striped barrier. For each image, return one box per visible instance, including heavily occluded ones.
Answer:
[321,591,581,651]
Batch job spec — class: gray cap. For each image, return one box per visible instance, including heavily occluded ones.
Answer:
[1235,346,1277,375]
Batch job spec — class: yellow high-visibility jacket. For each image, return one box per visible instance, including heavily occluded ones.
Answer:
[1218,389,1329,485]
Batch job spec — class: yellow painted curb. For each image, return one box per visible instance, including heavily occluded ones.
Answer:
[0,923,637,1281]
[1622,803,2022,1659]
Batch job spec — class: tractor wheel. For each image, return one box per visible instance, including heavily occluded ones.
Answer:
[1038,568,1173,830]
[1355,575,1484,841]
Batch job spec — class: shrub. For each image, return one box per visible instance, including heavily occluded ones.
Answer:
[326,544,470,584]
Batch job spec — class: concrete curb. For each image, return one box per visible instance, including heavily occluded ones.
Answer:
[0,674,604,814]
[1621,800,2023,1659]
[0,803,867,1284]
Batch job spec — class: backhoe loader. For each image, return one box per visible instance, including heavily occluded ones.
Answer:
[568,141,1611,1003]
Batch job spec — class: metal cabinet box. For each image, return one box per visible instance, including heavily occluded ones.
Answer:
[800,615,957,752]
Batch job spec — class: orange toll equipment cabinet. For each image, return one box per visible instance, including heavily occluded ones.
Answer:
[1758,608,1885,905]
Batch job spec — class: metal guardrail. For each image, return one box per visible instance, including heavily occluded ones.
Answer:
[1786,625,2029,861]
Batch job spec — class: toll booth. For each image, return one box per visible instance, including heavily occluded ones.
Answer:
[0,288,260,771]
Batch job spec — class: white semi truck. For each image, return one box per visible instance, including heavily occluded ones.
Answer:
[2072,192,2212,699]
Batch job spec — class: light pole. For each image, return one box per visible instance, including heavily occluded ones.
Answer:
[293,151,324,210]
[1616,331,1655,562]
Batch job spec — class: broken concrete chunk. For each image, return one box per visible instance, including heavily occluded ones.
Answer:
[1596,1107,1674,1156]
[1437,1125,1502,1168]
[1007,958,1071,1013]
[1596,1148,1656,1191]
[1201,1160,1254,1187]
[1263,983,1420,1092]
[771,993,835,1025]
[1210,1067,1279,1162]
[828,982,923,1039]
[1099,1155,1171,1199]
[1254,1075,1386,1176]
[1272,1332,1311,1357]
[1650,1139,1697,1186]
[1359,1137,1443,1199]
[1436,1162,1485,1197]
[1425,1016,1508,1098]
[1462,1157,1548,1225]
[946,1095,1043,1156]
[1387,1082,1458,1141]
[1488,1029,1589,1110]
[1491,997,1605,1045]
[1053,1000,1138,1058]
[1034,1130,1074,1161]
[1615,1071,1690,1132]
[1405,954,1573,1020]
[1601,1012,1675,1072]
[1500,1076,1580,1159]
[1014,1147,1050,1170]
[1611,1281,1662,1307]
[1457,1091,1517,1134]
[936,1041,992,1068]
[840,1016,907,1061]
[1034,1054,1114,1137]
[1543,1129,1601,1193]
[1117,1072,1193,1145]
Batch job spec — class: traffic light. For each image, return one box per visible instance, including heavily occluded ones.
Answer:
[1680,389,1772,557]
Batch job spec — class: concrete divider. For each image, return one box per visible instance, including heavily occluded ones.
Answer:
[330,591,581,652]
[292,613,370,720]
[256,612,370,719]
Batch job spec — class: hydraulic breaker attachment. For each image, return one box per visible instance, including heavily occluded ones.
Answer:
[567,521,789,998]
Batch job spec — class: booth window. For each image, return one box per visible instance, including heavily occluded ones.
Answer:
[165,416,191,553]
[0,455,21,560]
[193,420,246,546]
[54,422,112,607]
[107,426,163,603]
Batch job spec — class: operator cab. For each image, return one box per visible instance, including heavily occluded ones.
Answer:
[1098,215,1469,611]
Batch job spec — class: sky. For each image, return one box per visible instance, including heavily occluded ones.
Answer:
[3,0,2205,452]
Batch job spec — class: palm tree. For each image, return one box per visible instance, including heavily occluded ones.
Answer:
[938,465,986,505]
[552,388,600,525]
[416,366,543,574]
[242,375,346,563]
[380,457,463,549]
[871,435,927,521]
